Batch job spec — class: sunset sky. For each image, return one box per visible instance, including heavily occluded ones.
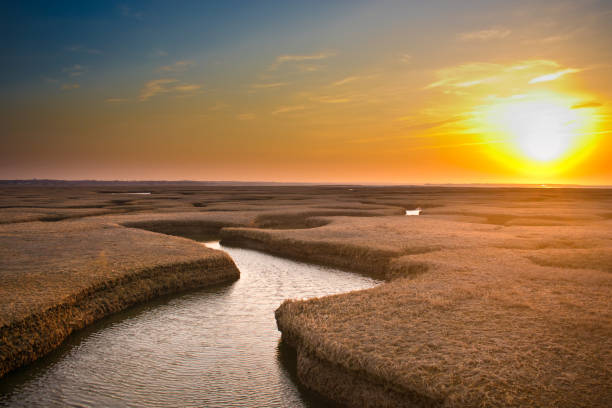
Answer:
[1,1,611,184]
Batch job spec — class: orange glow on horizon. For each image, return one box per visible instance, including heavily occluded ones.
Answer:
[468,91,602,178]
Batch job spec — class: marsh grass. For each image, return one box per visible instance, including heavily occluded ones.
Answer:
[0,183,610,407]
[0,218,239,377]
[268,215,611,406]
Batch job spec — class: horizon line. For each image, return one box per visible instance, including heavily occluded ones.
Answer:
[1,179,611,189]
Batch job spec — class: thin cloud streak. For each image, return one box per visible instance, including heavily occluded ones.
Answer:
[105,98,128,103]
[269,52,335,70]
[66,45,102,54]
[272,105,306,115]
[140,79,177,101]
[61,83,80,90]
[398,54,412,64]
[571,101,602,109]
[159,60,195,73]
[250,82,287,89]
[406,140,503,151]
[173,84,200,92]
[529,68,580,84]
[311,96,351,104]
[62,64,85,77]
[425,60,577,90]
[332,76,360,86]
[459,27,511,41]
[139,79,201,101]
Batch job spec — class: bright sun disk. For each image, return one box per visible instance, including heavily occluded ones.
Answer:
[476,92,599,176]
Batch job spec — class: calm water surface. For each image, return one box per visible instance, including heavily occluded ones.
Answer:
[0,242,379,407]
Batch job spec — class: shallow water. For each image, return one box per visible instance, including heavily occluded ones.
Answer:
[0,242,379,407]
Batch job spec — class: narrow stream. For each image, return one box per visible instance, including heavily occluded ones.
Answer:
[0,242,380,407]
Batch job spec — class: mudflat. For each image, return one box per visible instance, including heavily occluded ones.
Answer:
[0,183,610,407]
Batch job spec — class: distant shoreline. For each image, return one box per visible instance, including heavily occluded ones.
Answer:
[1,179,610,189]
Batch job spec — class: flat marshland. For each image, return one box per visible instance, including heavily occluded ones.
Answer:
[0,183,610,407]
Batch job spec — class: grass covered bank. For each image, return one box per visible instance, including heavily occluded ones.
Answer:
[220,225,407,280]
[0,219,239,377]
[267,215,612,407]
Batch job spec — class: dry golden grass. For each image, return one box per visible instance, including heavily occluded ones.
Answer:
[0,184,405,377]
[217,188,612,407]
[0,217,240,377]
[1,183,610,407]
[261,208,611,406]
[277,246,611,407]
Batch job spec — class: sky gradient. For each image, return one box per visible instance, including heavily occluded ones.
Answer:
[1,1,611,184]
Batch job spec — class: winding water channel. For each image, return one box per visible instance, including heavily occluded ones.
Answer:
[0,242,380,407]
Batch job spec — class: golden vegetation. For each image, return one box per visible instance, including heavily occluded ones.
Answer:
[0,213,240,377]
[266,193,611,407]
[0,183,610,407]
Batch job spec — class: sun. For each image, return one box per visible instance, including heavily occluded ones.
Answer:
[474,91,599,176]
[492,98,580,162]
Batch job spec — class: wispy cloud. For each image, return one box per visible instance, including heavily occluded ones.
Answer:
[269,52,335,70]
[399,54,412,64]
[395,117,465,131]
[272,105,306,115]
[506,60,559,71]
[140,79,177,101]
[61,83,80,91]
[455,78,493,87]
[425,60,574,90]
[332,76,360,86]
[62,64,86,77]
[159,60,195,73]
[521,28,582,46]
[139,78,201,101]
[105,98,128,103]
[528,68,580,84]
[173,84,201,92]
[296,64,323,73]
[425,63,500,89]
[571,101,602,109]
[459,27,511,41]
[310,96,351,104]
[406,140,502,151]
[250,82,287,89]
[66,45,102,55]
[276,52,334,64]
[237,113,256,120]
[538,34,573,44]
